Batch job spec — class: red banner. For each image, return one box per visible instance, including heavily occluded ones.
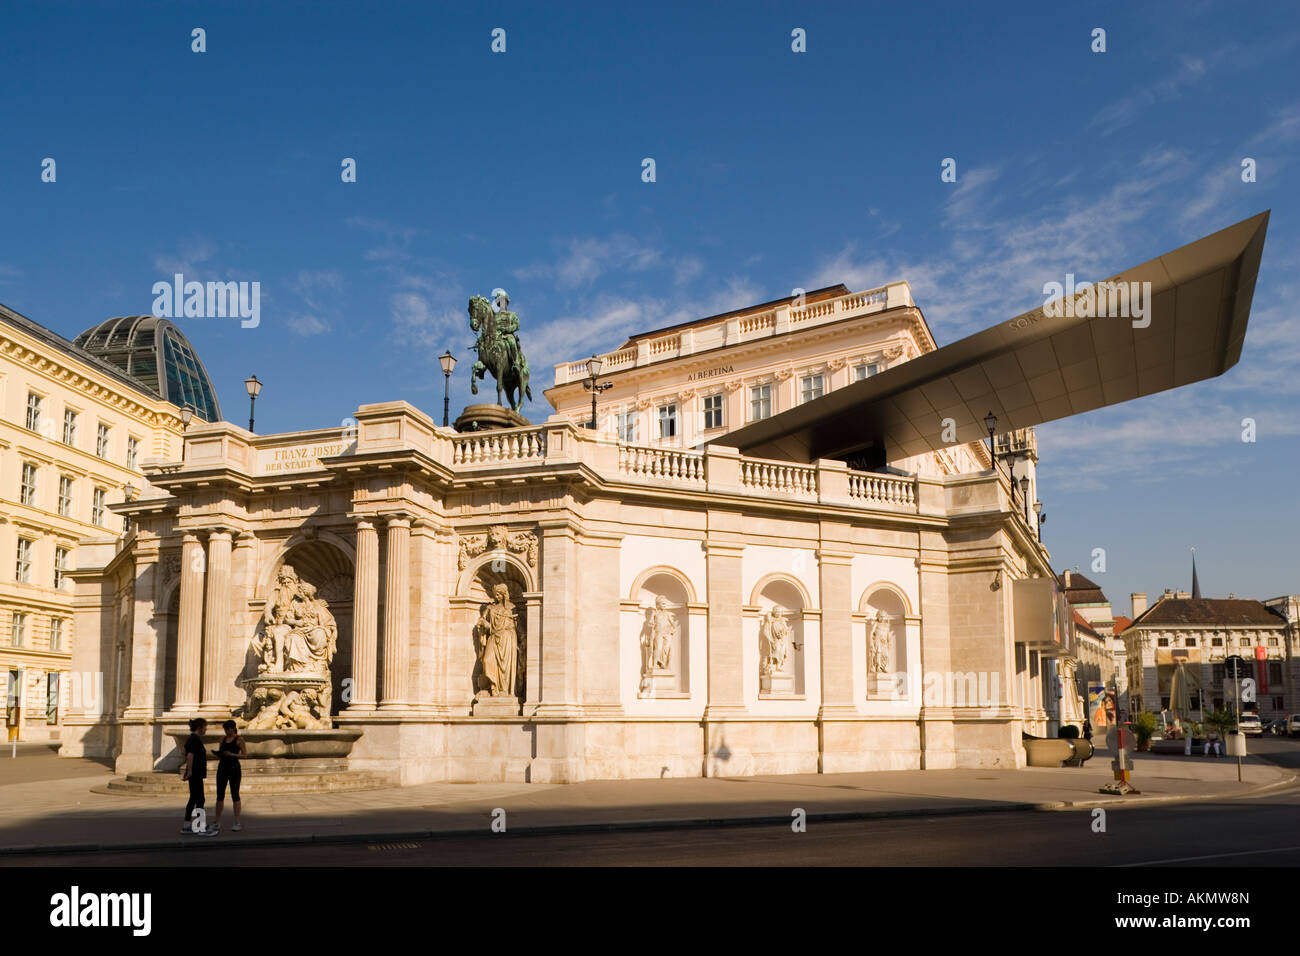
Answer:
[1256,645,1268,694]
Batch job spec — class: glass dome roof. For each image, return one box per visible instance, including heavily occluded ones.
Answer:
[73,316,222,422]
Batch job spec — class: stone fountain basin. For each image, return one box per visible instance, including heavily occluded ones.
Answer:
[166,728,362,760]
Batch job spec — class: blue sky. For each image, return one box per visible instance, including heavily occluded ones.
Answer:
[2,1,1298,611]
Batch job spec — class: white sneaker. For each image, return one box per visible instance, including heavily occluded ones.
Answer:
[232,823,242,832]
[197,827,219,837]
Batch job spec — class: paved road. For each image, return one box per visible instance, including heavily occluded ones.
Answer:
[15,782,1300,867]
[8,737,1298,867]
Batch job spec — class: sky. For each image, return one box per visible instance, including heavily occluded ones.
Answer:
[1,0,1298,612]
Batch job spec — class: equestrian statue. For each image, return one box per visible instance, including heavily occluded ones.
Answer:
[468,289,532,412]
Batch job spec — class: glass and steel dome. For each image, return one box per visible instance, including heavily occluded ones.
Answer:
[73,316,222,422]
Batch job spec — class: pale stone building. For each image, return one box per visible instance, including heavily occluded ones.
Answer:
[1,306,210,741]
[1123,593,1292,719]
[55,213,1271,783]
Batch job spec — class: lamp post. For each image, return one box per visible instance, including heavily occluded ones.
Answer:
[439,350,458,427]
[1020,476,1030,522]
[1033,500,1044,541]
[180,404,194,462]
[984,411,998,470]
[583,355,613,430]
[244,375,262,432]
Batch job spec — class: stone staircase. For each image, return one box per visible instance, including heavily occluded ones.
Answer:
[95,765,397,796]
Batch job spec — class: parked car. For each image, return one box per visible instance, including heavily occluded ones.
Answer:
[1288,714,1300,736]
[1238,713,1263,735]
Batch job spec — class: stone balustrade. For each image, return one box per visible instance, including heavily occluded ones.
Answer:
[552,281,913,384]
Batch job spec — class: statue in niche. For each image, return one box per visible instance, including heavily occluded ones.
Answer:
[868,610,894,674]
[644,596,678,672]
[760,606,798,676]
[257,567,337,677]
[474,584,520,698]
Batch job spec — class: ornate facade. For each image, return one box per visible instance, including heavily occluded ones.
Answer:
[60,401,1059,783]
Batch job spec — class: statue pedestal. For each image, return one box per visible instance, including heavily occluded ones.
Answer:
[455,404,530,432]
[638,670,683,699]
[760,672,796,697]
[472,695,521,717]
[865,673,897,698]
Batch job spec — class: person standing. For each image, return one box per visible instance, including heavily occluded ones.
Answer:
[181,718,216,836]
[213,720,245,832]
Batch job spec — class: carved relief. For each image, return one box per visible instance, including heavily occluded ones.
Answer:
[457,524,538,571]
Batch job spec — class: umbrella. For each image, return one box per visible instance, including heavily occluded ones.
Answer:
[1169,661,1203,724]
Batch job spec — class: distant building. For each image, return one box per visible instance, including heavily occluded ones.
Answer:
[1,304,215,742]
[1057,570,1120,704]
[1123,593,1291,720]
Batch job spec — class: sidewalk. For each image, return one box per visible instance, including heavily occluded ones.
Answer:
[0,748,1291,856]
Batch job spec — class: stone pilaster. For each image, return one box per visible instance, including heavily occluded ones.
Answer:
[350,518,379,710]
[122,539,160,720]
[534,521,580,715]
[174,532,205,711]
[816,548,856,715]
[703,540,746,718]
[200,529,233,712]
[380,514,411,708]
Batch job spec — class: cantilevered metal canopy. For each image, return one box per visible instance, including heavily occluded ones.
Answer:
[721,212,1269,464]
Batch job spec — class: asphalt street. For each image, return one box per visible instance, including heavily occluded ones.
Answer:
[10,735,1300,867]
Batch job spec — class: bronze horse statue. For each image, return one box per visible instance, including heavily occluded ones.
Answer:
[468,294,532,412]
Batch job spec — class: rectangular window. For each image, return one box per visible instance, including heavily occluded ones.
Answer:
[1212,663,1225,685]
[20,462,37,506]
[617,411,639,443]
[15,538,33,584]
[1156,637,1169,647]
[63,408,78,445]
[1268,662,1283,685]
[50,618,64,653]
[1185,637,1196,647]
[54,547,69,590]
[127,436,140,470]
[749,384,772,422]
[58,476,73,517]
[702,394,724,430]
[25,391,43,432]
[10,613,26,648]
[92,487,106,526]
[658,404,677,439]
[800,374,824,403]
[854,363,879,381]
[96,423,111,459]
[46,673,59,724]
[1211,637,1224,646]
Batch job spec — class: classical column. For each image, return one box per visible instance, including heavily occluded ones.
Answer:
[350,518,379,710]
[380,514,411,708]
[200,529,233,711]
[174,532,206,711]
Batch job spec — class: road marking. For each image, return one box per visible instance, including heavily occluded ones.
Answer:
[1122,845,1300,866]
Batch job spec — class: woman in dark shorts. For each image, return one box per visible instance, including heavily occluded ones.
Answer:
[181,717,215,835]
[213,719,246,832]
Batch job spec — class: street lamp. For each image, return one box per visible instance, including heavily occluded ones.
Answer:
[180,404,194,462]
[1020,476,1030,522]
[1033,500,1044,541]
[245,375,263,432]
[583,355,613,430]
[439,350,458,427]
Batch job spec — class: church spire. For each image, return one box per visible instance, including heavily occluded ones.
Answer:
[1191,547,1202,600]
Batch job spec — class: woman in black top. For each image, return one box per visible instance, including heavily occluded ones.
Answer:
[181,718,215,836]
[213,719,246,832]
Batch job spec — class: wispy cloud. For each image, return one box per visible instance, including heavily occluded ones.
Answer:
[152,236,218,276]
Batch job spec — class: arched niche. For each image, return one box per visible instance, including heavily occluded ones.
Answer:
[753,575,807,696]
[633,569,692,696]
[463,556,530,701]
[861,583,909,695]
[257,539,355,716]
